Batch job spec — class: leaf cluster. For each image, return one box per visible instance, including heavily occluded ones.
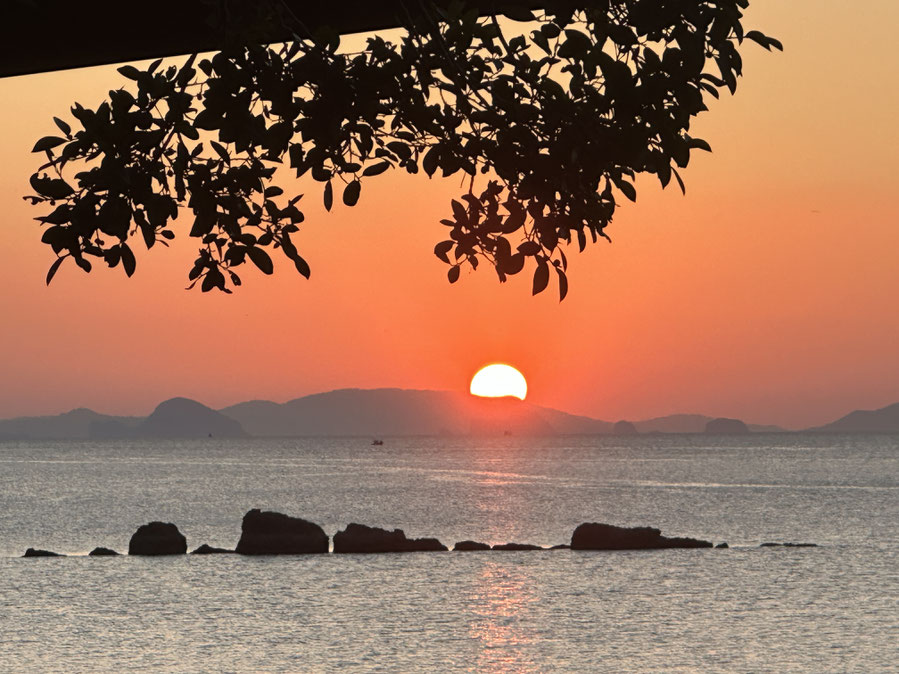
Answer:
[26,0,779,299]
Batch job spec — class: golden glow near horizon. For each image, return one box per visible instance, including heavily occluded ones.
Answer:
[470,364,528,400]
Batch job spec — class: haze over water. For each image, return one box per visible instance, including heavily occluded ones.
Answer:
[1,434,896,671]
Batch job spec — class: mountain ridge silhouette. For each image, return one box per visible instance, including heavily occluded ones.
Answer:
[15,387,899,440]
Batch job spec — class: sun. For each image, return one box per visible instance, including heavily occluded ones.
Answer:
[470,364,528,400]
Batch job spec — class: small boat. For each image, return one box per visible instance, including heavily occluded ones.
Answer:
[371,439,384,446]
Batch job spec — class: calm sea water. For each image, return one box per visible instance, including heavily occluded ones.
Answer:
[0,434,896,672]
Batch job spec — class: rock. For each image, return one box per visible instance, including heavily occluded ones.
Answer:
[89,547,119,556]
[716,542,729,549]
[704,417,750,434]
[333,523,447,553]
[760,542,818,548]
[405,537,448,552]
[235,509,328,555]
[571,523,713,550]
[550,544,571,550]
[492,542,543,551]
[23,548,63,557]
[453,540,491,551]
[334,524,406,553]
[612,420,639,435]
[192,543,234,554]
[128,521,187,555]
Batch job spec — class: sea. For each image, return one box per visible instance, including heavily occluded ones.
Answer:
[0,434,896,672]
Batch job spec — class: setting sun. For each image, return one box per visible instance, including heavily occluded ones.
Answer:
[469,364,528,400]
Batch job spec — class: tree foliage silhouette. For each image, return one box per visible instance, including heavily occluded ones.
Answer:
[26,1,780,300]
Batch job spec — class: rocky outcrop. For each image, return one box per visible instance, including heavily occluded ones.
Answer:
[549,544,571,550]
[760,542,818,548]
[333,523,447,553]
[612,420,639,435]
[23,547,63,557]
[493,542,543,551]
[571,523,713,550]
[405,537,448,552]
[453,540,491,551]
[235,509,328,555]
[704,417,750,434]
[716,542,729,549]
[89,547,119,556]
[192,544,234,554]
[128,522,187,555]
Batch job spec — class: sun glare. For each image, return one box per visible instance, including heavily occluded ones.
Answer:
[470,364,528,400]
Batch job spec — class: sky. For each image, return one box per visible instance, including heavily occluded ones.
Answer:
[1,1,897,429]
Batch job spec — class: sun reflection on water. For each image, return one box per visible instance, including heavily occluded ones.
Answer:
[467,559,541,673]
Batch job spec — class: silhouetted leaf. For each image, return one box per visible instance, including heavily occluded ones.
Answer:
[447,265,460,284]
[532,260,549,295]
[248,247,274,274]
[745,31,783,51]
[343,180,361,206]
[210,141,230,164]
[504,252,525,275]
[501,6,535,21]
[294,256,311,279]
[201,268,224,292]
[32,136,66,153]
[618,180,637,202]
[502,208,525,234]
[451,200,467,225]
[532,31,551,54]
[52,117,71,136]
[30,175,73,199]
[434,240,453,263]
[363,161,390,177]
[323,181,333,211]
[117,65,141,80]
[556,268,569,302]
[688,137,713,153]
[120,243,136,277]
[517,241,540,256]
[422,147,439,177]
[559,30,591,59]
[672,168,686,195]
[46,257,64,285]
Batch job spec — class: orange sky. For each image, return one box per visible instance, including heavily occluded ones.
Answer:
[1,1,897,429]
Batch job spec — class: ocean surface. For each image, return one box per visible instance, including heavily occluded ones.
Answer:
[0,434,896,672]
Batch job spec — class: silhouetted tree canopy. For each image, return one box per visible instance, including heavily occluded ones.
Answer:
[26,0,780,299]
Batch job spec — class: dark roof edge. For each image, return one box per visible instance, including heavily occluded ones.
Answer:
[2,0,540,78]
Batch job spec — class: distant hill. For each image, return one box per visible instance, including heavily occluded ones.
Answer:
[612,420,639,435]
[704,418,751,434]
[0,399,245,440]
[0,408,142,440]
[220,388,613,437]
[136,398,247,438]
[808,401,899,433]
[634,414,781,434]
